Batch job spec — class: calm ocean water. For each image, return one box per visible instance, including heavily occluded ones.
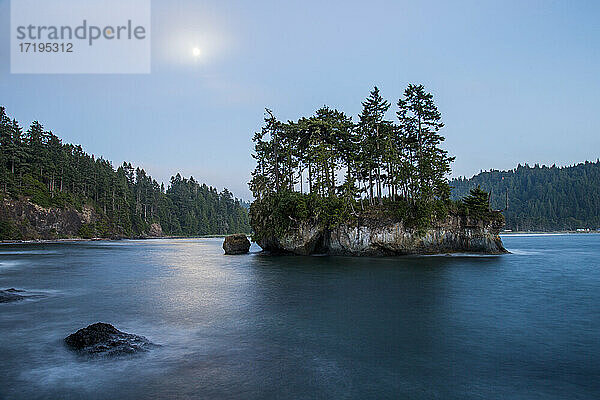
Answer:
[1,235,599,399]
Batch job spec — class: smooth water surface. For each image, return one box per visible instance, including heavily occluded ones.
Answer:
[1,235,599,399]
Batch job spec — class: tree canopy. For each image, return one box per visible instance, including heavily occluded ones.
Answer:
[0,107,250,239]
[461,186,491,216]
[249,84,454,208]
[249,84,459,233]
[451,161,600,231]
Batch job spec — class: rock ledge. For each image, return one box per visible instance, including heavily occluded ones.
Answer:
[257,213,508,256]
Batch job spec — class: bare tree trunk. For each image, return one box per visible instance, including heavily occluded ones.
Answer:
[368,169,373,205]
[274,132,279,192]
[376,125,382,205]
[308,162,312,194]
[331,160,335,196]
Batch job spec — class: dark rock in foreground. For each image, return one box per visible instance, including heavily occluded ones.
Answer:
[65,323,155,356]
[0,288,26,303]
[223,234,251,254]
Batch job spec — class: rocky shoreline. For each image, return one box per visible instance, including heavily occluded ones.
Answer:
[0,235,247,245]
[256,213,507,256]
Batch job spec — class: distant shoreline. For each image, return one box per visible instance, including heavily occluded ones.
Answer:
[501,231,599,235]
[0,234,250,245]
[1,232,596,245]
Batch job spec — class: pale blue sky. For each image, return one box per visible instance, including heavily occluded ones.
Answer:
[1,0,599,199]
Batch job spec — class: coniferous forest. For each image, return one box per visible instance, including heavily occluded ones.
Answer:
[451,161,600,231]
[0,106,251,239]
[248,84,498,240]
[250,85,454,204]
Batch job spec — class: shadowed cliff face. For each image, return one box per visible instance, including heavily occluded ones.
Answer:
[0,198,169,240]
[256,212,507,256]
[0,198,98,240]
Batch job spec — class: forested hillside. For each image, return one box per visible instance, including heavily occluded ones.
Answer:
[451,162,600,231]
[0,107,250,239]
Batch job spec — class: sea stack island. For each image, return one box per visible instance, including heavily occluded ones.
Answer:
[247,85,507,256]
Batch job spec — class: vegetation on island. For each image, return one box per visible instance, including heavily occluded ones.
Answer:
[249,84,500,241]
[452,161,600,231]
[0,107,251,239]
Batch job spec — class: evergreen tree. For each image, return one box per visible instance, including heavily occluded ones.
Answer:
[357,86,390,205]
[396,84,454,203]
[461,186,490,215]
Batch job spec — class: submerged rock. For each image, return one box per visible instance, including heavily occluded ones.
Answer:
[223,234,251,255]
[0,288,26,303]
[64,323,155,356]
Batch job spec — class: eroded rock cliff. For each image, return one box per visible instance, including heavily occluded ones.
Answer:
[0,197,99,240]
[256,212,507,256]
[0,197,165,240]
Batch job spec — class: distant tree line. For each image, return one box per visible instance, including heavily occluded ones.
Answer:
[451,161,600,231]
[0,106,250,238]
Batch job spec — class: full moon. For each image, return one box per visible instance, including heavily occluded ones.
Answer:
[192,47,201,57]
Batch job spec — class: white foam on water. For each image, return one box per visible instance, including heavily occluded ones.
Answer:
[19,355,146,392]
[0,260,24,270]
[415,253,501,258]
[0,250,61,255]
[508,249,543,256]
[500,233,570,237]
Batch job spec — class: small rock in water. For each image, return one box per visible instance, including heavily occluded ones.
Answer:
[223,234,251,255]
[64,322,155,356]
[0,288,26,303]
